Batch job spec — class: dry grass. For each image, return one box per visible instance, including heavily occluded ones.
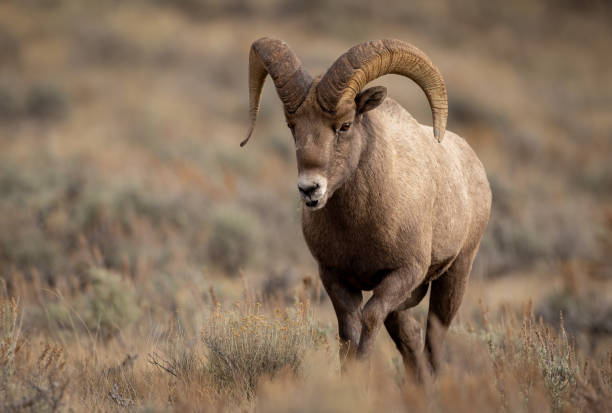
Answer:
[200,301,325,402]
[1,298,68,412]
[2,294,611,412]
[1,0,611,411]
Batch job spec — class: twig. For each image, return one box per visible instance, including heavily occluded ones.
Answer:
[109,383,134,408]
[107,353,139,375]
[147,352,177,377]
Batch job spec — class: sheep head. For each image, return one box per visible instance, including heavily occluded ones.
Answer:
[242,38,448,210]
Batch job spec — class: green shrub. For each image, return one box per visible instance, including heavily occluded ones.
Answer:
[83,267,141,337]
[47,267,141,338]
[475,175,602,278]
[537,290,612,349]
[207,206,260,276]
[461,310,579,411]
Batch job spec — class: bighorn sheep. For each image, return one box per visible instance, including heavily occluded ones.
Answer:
[241,38,492,378]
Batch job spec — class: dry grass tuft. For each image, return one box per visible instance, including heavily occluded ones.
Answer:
[1,298,68,412]
[201,301,325,401]
[0,296,21,375]
[143,300,327,409]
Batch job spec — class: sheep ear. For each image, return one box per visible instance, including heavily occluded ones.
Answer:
[355,86,387,115]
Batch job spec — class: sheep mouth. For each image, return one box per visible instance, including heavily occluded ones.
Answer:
[302,195,327,210]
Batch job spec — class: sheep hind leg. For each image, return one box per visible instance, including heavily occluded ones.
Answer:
[424,247,478,375]
[385,310,429,382]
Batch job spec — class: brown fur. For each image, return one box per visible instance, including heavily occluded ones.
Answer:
[247,52,491,378]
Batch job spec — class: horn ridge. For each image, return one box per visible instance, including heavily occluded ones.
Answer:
[317,39,448,141]
[242,37,312,147]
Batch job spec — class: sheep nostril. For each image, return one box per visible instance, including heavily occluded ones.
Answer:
[298,182,320,197]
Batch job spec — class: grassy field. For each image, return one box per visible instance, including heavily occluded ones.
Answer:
[1,0,611,411]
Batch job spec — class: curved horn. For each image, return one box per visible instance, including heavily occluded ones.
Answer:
[241,37,312,147]
[317,39,448,142]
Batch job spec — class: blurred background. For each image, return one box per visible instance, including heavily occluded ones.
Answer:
[1,0,611,368]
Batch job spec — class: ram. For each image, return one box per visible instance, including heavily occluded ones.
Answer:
[241,38,491,379]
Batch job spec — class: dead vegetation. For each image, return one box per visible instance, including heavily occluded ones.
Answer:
[2,294,611,412]
[0,0,611,411]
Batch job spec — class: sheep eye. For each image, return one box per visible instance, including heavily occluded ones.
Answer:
[339,122,351,132]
